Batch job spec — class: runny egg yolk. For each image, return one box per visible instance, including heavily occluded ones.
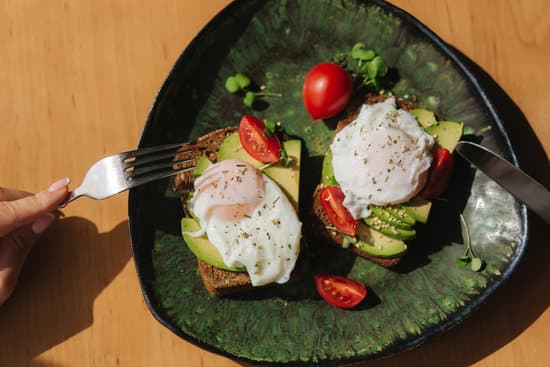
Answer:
[192,159,265,222]
[330,98,434,219]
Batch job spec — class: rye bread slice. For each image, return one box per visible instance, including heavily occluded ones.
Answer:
[174,126,238,197]
[175,126,306,296]
[198,246,309,296]
[308,95,420,268]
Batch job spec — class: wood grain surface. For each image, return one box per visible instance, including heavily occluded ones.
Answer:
[1,1,549,366]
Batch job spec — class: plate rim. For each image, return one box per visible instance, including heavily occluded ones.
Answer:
[128,0,529,365]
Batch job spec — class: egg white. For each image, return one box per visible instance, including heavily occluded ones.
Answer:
[330,97,434,219]
[187,161,302,287]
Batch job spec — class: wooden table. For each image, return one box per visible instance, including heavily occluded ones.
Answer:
[1,1,549,366]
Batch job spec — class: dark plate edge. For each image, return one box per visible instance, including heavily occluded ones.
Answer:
[127,0,530,366]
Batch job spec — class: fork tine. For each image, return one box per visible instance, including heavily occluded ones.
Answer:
[127,156,196,178]
[62,141,203,206]
[119,141,199,161]
[123,146,204,169]
[126,162,196,189]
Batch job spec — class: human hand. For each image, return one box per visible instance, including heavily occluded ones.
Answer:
[0,178,70,305]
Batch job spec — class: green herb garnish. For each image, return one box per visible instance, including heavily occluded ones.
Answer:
[225,73,251,93]
[333,42,389,91]
[225,73,281,108]
[261,119,291,168]
[263,119,278,137]
[457,213,486,272]
[279,148,291,168]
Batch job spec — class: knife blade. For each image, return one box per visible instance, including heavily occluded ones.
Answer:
[455,141,550,224]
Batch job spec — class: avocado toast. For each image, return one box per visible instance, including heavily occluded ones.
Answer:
[174,125,306,296]
[308,95,463,267]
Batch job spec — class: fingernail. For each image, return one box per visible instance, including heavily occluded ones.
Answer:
[48,178,70,192]
[32,212,57,234]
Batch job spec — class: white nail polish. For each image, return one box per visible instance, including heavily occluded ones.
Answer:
[48,178,70,192]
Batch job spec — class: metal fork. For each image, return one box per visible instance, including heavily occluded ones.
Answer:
[61,142,201,206]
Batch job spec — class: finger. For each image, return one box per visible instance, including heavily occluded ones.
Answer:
[0,226,36,304]
[0,212,58,305]
[0,178,69,237]
[0,187,32,201]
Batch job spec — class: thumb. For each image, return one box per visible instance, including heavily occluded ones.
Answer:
[0,178,69,237]
[0,215,56,305]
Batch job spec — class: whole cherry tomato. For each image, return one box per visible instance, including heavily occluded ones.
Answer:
[319,185,358,236]
[303,63,353,119]
[314,275,367,309]
[238,115,281,163]
[420,147,453,200]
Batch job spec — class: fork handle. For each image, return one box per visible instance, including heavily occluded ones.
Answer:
[59,186,85,208]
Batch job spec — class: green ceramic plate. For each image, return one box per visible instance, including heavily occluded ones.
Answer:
[128,0,527,365]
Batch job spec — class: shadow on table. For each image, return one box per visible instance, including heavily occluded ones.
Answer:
[234,48,550,367]
[0,217,131,367]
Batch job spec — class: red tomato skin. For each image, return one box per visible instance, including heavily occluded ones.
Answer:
[319,185,358,236]
[420,148,454,200]
[303,63,353,119]
[314,275,367,309]
[238,115,281,163]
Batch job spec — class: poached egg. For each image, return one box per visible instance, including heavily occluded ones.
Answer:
[186,159,302,286]
[330,97,434,219]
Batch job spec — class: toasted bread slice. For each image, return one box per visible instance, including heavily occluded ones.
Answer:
[197,260,254,296]
[175,126,306,296]
[198,248,309,296]
[308,95,419,268]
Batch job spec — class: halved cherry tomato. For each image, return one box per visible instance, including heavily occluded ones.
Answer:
[238,115,281,163]
[314,275,367,309]
[303,63,353,119]
[319,185,358,236]
[420,147,454,200]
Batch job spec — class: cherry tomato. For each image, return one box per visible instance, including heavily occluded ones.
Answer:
[238,115,281,163]
[319,185,358,236]
[302,63,353,119]
[420,147,454,200]
[314,275,367,309]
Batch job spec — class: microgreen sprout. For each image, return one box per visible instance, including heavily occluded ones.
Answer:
[225,73,282,108]
[263,119,280,138]
[456,213,486,272]
[259,154,294,170]
[243,91,283,108]
[225,73,251,93]
[332,42,389,91]
[260,119,292,168]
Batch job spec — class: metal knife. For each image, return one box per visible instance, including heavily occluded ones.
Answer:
[455,141,550,224]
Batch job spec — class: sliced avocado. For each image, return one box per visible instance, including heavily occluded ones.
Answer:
[352,224,407,258]
[364,216,416,240]
[370,206,414,229]
[194,155,213,176]
[384,205,416,225]
[321,151,338,185]
[263,140,301,210]
[181,218,246,272]
[185,191,199,222]
[217,132,263,168]
[401,197,432,224]
[216,132,301,210]
[425,121,464,152]
[410,108,437,128]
